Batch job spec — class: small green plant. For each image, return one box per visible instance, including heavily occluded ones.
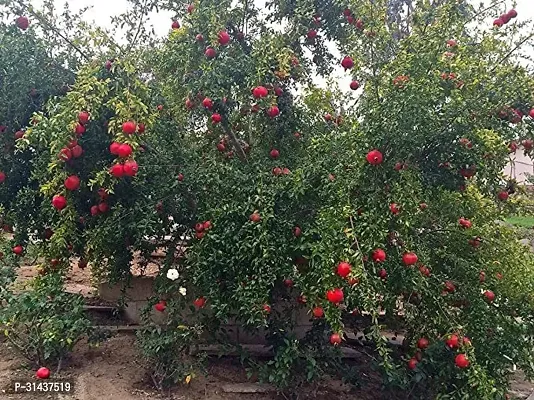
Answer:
[136,297,205,390]
[0,272,94,370]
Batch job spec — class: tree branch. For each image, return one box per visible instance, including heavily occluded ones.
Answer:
[490,32,534,73]
[222,118,248,163]
[15,0,91,62]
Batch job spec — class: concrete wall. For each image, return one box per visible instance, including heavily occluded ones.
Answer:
[98,277,314,345]
[504,147,533,184]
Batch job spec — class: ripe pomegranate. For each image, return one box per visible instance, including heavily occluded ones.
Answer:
[117,143,133,158]
[522,139,533,150]
[16,16,29,30]
[269,149,280,159]
[366,149,383,165]
[455,354,469,368]
[507,9,517,18]
[14,130,24,140]
[252,86,269,98]
[123,160,139,177]
[389,203,400,215]
[497,191,509,201]
[177,173,184,181]
[110,142,121,155]
[273,167,282,176]
[350,80,360,90]
[378,268,387,279]
[283,279,293,287]
[52,195,67,210]
[75,124,85,136]
[202,97,213,109]
[484,290,495,303]
[307,29,318,39]
[417,337,429,349]
[171,20,180,30]
[419,202,428,210]
[446,39,457,47]
[312,307,324,318]
[402,252,418,266]
[90,205,99,216]
[250,212,261,223]
[78,111,90,124]
[154,301,166,312]
[263,304,271,314]
[137,123,146,133]
[419,265,430,277]
[203,221,212,230]
[194,297,206,308]
[205,47,216,58]
[274,87,283,96]
[446,334,459,348]
[217,142,226,152]
[326,288,344,304]
[105,60,113,70]
[218,30,231,45]
[187,4,194,13]
[372,249,386,262]
[297,295,307,304]
[444,280,456,293]
[500,13,511,24]
[293,226,302,237]
[336,261,352,278]
[407,358,418,370]
[12,245,23,255]
[64,175,80,191]
[341,56,354,70]
[0,172,5,184]
[110,164,125,178]
[493,18,504,27]
[330,333,342,345]
[459,218,472,228]
[212,113,222,123]
[267,106,280,118]
[122,121,136,135]
[71,145,83,158]
[36,367,50,379]
[98,203,109,213]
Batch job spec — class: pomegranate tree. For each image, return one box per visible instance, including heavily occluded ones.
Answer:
[0,0,534,397]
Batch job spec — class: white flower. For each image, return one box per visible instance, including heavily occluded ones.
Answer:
[166,268,180,281]
[179,287,187,296]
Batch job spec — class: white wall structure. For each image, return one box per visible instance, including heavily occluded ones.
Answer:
[504,148,534,184]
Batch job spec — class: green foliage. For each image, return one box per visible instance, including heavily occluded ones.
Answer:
[0,271,94,368]
[1,0,534,397]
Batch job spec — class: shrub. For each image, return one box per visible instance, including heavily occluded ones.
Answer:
[0,271,93,369]
[1,0,534,397]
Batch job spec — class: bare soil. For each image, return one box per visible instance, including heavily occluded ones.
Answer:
[0,334,403,400]
[1,251,533,400]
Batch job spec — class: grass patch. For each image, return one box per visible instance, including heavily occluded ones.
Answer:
[506,215,534,228]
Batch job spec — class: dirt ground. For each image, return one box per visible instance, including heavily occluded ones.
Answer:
[0,334,402,400]
[0,334,533,400]
[2,252,533,400]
